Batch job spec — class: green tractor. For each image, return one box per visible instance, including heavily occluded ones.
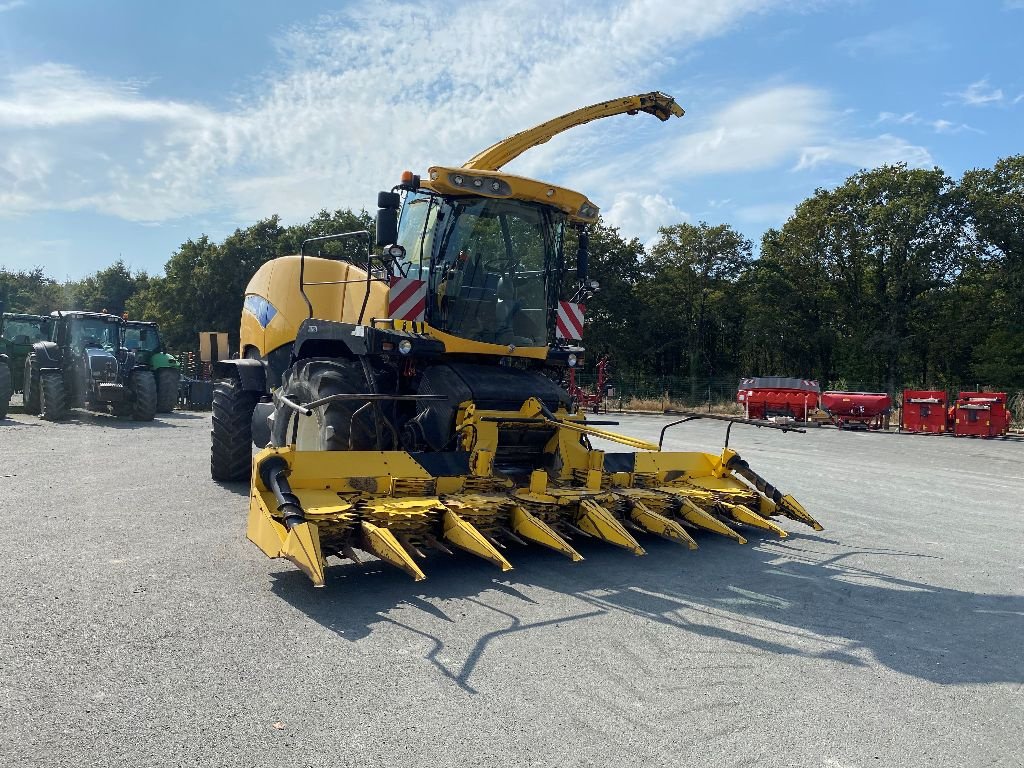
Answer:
[124,320,181,412]
[24,311,156,421]
[0,312,53,417]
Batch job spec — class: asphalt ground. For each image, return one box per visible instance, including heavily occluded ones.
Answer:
[1,408,1022,767]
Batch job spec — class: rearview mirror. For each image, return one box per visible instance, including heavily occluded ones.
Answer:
[375,191,401,247]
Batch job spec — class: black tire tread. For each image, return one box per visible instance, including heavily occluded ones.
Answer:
[24,356,40,414]
[270,358,388,451]
[130,369,158,421]
[155,368,179,413]
[40,372,66,421]
[0,362,11,418]
[211,378,258,481]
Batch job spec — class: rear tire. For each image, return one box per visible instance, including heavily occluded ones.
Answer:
[155,368,180,412]
[270,358,392,451]
[0,362,11,418]
[24,356,40,414]
[211,378,258,481]
[130,369,157,421]
[40,372,66,421]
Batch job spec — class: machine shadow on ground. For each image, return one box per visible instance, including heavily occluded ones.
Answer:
[269,530,1023,693]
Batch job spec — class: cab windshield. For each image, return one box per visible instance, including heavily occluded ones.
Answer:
[2,318,48,344]
[124,325,161,353]
[70,319,120,351]
[397,193,564,347]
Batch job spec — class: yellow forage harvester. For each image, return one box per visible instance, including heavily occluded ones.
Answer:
[210,93,822,587]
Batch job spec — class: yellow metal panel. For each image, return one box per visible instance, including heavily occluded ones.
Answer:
[632,451,719,476]
[240,255,389,357]
[422,324,549,359]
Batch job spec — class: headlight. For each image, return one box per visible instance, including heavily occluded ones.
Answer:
[567,354,577,367]
[398,339,413,355]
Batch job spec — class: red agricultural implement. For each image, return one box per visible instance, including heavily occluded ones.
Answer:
[900,389,948,434]
[953,391,1010,437]
[737,377,819,422]
[567,355,613,413]
[821,391,892,430]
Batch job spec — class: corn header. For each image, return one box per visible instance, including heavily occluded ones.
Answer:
[211,92,822,587]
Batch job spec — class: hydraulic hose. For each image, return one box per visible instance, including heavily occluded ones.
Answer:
[258,455,305,530]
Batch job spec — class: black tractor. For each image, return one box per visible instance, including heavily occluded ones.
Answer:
[24,311,157,421]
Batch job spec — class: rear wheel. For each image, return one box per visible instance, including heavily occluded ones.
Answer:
[270,358,393,451]
[210,378,258,481]
[40,372,66,421]
[0,362,11,418]
[155,367,180,412]
[130,369,157,421]
[24,356,40,414]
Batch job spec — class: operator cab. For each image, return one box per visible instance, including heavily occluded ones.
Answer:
[393,191,564,348]
[124,322,161,353]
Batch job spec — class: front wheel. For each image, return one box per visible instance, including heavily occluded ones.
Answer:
[270,358,392,451]
[130,369,157,421]
[40,372,66,421]
[210,378,258,481]
[155,368,180,412]
[0,362,11,418]
[24,356,40,414]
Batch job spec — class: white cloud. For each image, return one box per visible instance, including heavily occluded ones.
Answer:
[604,192,689,244]
[950,78,1004,106]
[875,111,979,134]
[838,24,948,57]
[0,1,26,12]
[794,135,932,171]
[1,0,811,224]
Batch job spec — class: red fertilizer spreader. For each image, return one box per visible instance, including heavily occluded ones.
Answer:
[821,391,892,430]
[737,377,820,421]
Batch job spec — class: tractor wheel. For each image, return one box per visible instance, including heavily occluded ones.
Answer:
[270,358,393,451]
[0,362,11,419]
[210,377,258,481]
[130,370,158,421]
[40,372,66,421]
[24,356,40,414]
[155,368,180,412]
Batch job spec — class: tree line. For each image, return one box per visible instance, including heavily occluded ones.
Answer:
[2,157,1021,394]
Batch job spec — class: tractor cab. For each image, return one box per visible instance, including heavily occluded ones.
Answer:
[124,321,163,357]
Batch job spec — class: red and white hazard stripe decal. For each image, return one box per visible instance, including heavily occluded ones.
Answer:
[555,301,585,340]
[388,277,427,322]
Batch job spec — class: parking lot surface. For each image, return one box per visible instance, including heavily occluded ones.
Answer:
[1,410,1021,767]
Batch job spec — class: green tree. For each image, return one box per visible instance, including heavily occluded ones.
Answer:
[642,222,753,395]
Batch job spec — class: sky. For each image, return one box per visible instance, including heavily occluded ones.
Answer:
[0,0,1021,279]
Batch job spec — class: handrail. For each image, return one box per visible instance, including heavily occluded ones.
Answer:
[660,410,806,449]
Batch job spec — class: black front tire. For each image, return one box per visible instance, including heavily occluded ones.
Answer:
[40,372,66,421]
[155,368,180,412]
[211,378,258,481]
[0,362,11,418]
[130,369,158,421]
[270,358,393,451]
[24,356,40,414]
